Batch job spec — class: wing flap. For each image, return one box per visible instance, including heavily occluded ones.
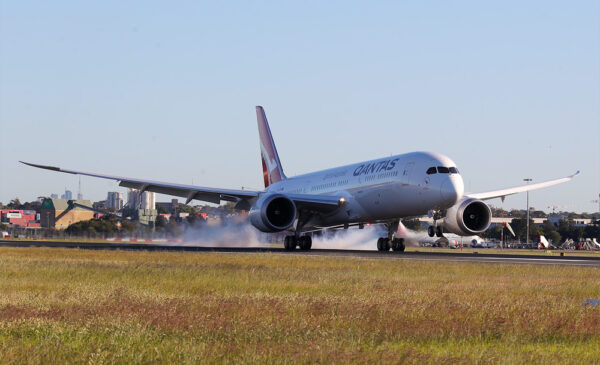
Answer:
[287,193,343,212]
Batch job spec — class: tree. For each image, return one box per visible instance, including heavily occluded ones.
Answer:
[547,230,562,244]
[156,205,169,214]
[557,219,584,241]
[8,198,21,209]
[510,218,542,242]
[584,224,600,240]
[177,204,197,215]
[155,215,168,230]
[120,220,136,234]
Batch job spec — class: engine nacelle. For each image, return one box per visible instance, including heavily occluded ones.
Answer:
[442,198,492,236]
[249,194,297,232]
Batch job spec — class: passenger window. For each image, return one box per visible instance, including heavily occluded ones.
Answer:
[449,167,459,174]
[426,167,437,175]
[437,166,449,173]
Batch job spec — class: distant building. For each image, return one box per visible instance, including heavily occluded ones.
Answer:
[61,190,73,200]
[0,209,40,228]
[126,189,157,228]
[126,189,155,210]
[50,194,59,199]
[40,199,94,229]
[547,215,592,227]
[106,192,124,210]
[156,199,179,213]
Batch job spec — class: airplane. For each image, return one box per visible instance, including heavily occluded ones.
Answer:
[21,106,580,252]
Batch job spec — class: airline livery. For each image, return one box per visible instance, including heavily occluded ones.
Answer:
[22,106,579,251]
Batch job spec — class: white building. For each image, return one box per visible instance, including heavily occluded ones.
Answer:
[106,192,124,210]
[126,189,156,210]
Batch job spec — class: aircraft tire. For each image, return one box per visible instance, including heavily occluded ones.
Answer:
[427,226,435,237]
[376,238,383,251]
[284,236,296,251]
[392,238,405,252]
[436,226,443,237]
[299,236,312,250]
[382,238,391,251]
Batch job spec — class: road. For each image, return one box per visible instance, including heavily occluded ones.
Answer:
[1,240,600,267]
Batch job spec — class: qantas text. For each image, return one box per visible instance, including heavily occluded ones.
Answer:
[353,158,399,176]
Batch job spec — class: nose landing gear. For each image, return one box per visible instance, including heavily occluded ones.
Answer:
[428,225,444,237]
[427,210,445,238]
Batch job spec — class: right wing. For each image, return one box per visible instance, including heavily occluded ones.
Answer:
[20,161,260,205]
[467,171,580,201]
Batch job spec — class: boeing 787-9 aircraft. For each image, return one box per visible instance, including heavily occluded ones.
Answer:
[22,106,579,251]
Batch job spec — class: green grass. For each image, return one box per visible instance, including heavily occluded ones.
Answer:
[1,247,600,364]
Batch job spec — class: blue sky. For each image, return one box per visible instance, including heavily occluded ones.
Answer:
[1,1,599,213]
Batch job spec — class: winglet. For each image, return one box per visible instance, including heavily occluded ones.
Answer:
[20,161,69,173]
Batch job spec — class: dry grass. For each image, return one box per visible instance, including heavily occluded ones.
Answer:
[1,247,599,364]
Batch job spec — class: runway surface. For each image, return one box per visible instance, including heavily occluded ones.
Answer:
[1,240,600,267]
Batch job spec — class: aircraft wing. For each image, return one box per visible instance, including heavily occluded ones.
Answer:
[467,171,580,201]
[20,161,344,212]
[20,161,259,205]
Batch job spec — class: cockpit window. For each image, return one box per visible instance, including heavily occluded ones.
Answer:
[437,166,449,173]
[449,167,459,174]
[426,167,437,175]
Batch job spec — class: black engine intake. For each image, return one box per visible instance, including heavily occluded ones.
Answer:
[249,194,297,232]
[443,198,492,236]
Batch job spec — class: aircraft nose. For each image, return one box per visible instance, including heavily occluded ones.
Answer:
[440,175,464,206]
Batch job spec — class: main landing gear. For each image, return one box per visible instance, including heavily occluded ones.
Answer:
[284,235,312,251]
[376,220,405,252]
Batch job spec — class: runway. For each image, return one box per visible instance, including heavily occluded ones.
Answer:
[1,240,600,267]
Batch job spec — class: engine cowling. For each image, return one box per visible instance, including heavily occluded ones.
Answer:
[249,194,297,232]
[442,198,492,236]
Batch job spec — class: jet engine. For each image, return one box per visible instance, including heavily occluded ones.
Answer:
[442,198,492,236]
[249,194,297,232]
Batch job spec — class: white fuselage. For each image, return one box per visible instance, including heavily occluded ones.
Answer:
[264,151,464,229]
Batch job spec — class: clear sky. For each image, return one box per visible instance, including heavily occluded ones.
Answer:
[1,1,599,213]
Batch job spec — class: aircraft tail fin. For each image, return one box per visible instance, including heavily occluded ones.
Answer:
[256,106,286,188]
[539,235,550,249]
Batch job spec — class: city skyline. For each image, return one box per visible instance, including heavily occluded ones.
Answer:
[1,1,599,213]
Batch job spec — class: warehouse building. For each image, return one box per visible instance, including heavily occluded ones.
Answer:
[40,199,94,229]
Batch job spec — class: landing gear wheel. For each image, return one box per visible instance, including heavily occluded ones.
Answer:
[377,237,390,251]
[392,238,405,252]
[284,236,297,251]
[436,226,443,238]
[299,236,312,250]
[427,226,435,237]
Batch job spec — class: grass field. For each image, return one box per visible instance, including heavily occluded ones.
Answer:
[1,247,600,364]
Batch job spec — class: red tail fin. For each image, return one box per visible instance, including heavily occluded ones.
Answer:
[256,106,286,188]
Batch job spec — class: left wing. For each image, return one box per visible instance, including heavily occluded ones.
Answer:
[20,161,343,211]
[467,171,580,201]
[21,161,259,204]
